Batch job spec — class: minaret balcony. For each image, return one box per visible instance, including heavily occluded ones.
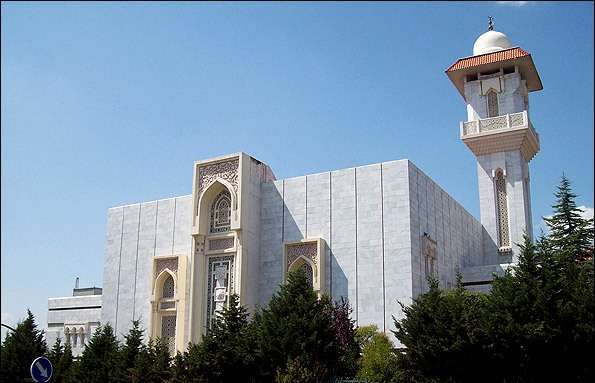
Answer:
[459,110,540,162]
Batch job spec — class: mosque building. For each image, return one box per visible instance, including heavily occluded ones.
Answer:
[46,22,542,355]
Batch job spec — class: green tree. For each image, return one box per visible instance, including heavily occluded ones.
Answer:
[543,175,594,261]
[484,177,595,382]
[183,294,257,382]
[120,320,145,382]
[485,234,552,382]
[0,309,48,382]
[48,337,74,383]
[130,337,172,383]
[393,277,491,383]
[329,298,360,378]
[170,350,192,383]
[356,325,399,383]
[258,269,340,382]
[74,323,122,383]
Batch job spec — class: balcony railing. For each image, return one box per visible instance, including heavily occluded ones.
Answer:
[460,111,537,139]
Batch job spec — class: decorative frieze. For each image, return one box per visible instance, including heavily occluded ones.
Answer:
[160,301,176,310]
[155,258,178,278]
[286,242,318,268]
[208,237,234,251]
[509,112,524,127]
[198,158,239,196]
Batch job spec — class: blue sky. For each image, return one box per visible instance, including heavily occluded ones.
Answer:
[1,1,593,337]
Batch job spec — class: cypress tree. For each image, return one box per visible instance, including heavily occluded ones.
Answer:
[0,309,48,382]
[48,337,74,383]
[74,323,122,383]
[258,269,339,382]
[184,294,257,382]
[392,277,491,383]
[543,175,594,261]
[120,320,145,382]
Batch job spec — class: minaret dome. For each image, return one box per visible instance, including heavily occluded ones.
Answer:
[473,30,513,55]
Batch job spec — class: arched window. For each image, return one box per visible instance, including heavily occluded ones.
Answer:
[210,190,232,233]
[487,90,499,117]
[495,169,510,248]
[79,327,85,346]
[162,275,175,299]
[64,328,71,346]
[72,328,78,347]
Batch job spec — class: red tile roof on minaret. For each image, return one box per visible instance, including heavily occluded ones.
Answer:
[446,47,530,72]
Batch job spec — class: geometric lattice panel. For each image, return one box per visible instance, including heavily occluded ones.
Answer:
[495,170,510,248]
[161,315,176,355]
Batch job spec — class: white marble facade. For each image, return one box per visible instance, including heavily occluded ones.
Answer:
[49,26,543,348]
[98,155,500,346]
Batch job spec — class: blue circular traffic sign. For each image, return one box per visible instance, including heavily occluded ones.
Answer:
[30,356,53,383]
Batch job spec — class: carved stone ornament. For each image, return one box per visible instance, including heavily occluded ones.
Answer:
[155,258,178,278]
[209,237,234,251]
[286,242,318,268]
[195,237,206,255]
[198,158,239,196]
[422,234,437,260]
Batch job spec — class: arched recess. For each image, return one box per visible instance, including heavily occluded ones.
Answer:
[71,328,78,347]
[151,269,179,355]
[79,327,85,347]
[196,179,238,235]
[486,89,499,117]
[288,256,317,290]
[64,327,71,346]
[154,269,178,299]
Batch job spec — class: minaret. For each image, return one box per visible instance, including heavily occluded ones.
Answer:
[445,19,542,262]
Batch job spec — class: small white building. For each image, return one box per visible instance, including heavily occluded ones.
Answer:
[46,282,102,357]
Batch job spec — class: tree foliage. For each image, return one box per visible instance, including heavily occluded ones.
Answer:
[4,176,591,382]
[356,325,399,383]
[74,323,122,383]
[179,293,256,383]
[393,277,490,383]
[392,175,594,383]
[257,269,341,382]
[48,337,74,383]
[0,309,48,382]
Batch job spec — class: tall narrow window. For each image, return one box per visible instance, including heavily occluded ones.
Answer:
[495,169,510,248]
[72,328,78,347]
[487,90,499,117]
[206,256,234,330]
[162,275,175,299]
[210,190,232,233]
[64,328,71,346]
[161,316,176,355]
[79,328,85,347]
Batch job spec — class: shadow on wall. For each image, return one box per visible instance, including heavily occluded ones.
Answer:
[262,180,351,307]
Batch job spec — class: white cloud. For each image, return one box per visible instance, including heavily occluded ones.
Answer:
[578,206,594,221]
[496,1,533,6]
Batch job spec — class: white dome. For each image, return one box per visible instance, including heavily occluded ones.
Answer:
[473,30,512,56]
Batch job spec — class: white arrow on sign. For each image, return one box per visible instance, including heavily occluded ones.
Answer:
[35,361,48,378]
